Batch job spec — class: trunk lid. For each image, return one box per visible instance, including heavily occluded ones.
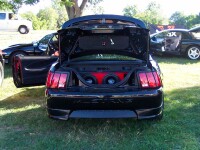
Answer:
[58,25,149,62]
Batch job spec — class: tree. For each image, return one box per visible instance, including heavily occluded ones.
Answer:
[123,5,138,17]
[60,0,103,19]
[21,11,41,30]
[0,0,13,10]
[0,0,39,12]
[169,11,186,26]
[52,0,68,28]
[123,1,166,25]
[37,7,59,30]
[185,14,200,28]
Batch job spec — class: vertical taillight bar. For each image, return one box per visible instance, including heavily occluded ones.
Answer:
[58,74,68,88]
[146,72,157,88]
[138,73,149,88]
[46,72,54,88]
[51,73,61,88]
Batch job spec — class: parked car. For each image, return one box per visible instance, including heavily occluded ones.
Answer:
[2,33,57,64]
[0,11,32,34]
[12,15,164,120]
[150,26,200,60]
[0,51,5,86]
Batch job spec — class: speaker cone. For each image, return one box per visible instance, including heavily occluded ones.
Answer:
[103,74,120,85]
[83,74,97,84]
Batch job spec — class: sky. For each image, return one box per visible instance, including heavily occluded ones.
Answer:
[19,0,200,18]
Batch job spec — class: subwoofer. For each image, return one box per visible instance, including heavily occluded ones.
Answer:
[103,74,120,85]
[83,74,97,84]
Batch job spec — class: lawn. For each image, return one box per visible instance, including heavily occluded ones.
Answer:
[1,31,200,149]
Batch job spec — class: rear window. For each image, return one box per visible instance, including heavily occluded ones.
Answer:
[71,54,139,61]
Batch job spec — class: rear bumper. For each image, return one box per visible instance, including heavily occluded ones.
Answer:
[46,88,164,120]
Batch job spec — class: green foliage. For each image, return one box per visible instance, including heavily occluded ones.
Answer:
[0,0,13,11]
[1,52,200,149]
[37,7,58,30]
[21,8,59,30]
[52,0,68,28]
[0,0,39,12]
[60,0,74,7]
[169,11,200,28]
[169,11,187,26]
[123,5,138,17]
[123,2,165,25]
[21,11,40,30]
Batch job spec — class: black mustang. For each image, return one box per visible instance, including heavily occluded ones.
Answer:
[12,15,164,120]
[2,33,56,64]
[150,26,200,60]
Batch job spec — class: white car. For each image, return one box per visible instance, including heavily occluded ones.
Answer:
[0,12,32,34]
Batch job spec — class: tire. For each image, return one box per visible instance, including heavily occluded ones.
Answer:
[0,62,4,86]
[186,46,200,60]
[18,25,29,34]
[12,58,22,88]
[9,51,27,64]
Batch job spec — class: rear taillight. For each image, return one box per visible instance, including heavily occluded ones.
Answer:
[138,71,162,88]
[46,71,69,89]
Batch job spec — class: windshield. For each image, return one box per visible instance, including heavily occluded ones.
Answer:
[39,34,53,45]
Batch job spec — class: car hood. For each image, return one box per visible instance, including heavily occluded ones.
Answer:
[7,43,33,48]
[58,25,150,61]
[189,26,200,32]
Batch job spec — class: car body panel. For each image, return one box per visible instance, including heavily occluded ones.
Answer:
[46,88,163,119]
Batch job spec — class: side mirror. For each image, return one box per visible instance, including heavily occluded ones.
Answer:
[151,36,157,42]
[33,41,38,47]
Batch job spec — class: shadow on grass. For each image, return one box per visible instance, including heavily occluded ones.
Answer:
[0,86,200,149]
[0,86,45,109]
[4,64,12,79]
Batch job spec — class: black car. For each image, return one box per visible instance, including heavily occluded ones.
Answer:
[0,51,5,86]
[2,33,56,64]
[150,27,200,60]
[12,15,164,120]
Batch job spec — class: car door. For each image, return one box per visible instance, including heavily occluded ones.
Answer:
[12,55,58,87]
[164,31,182,53]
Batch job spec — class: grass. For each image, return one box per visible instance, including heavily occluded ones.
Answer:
[1,31,200,149]
[0,57,200,149]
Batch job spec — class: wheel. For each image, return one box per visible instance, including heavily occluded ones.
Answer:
[186,46,200,60]
[9,51,27,64]
[18,26,29,34]
[0,62,4,86]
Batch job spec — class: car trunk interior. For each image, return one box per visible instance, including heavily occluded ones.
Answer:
[54,25,150,89]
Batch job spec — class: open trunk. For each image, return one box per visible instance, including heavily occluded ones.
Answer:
[13,16,154,88]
